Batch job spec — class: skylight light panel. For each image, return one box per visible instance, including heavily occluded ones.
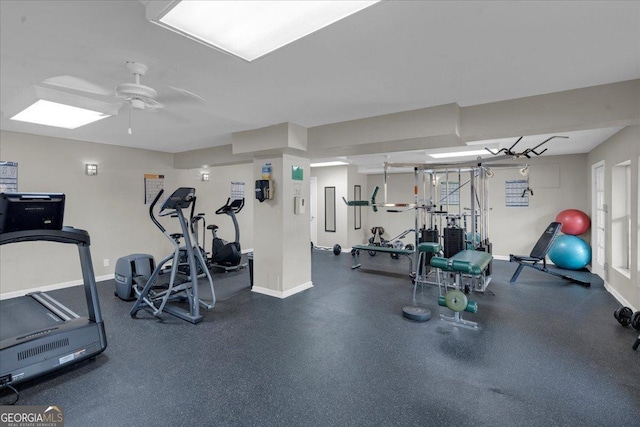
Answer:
[150,1,380,62]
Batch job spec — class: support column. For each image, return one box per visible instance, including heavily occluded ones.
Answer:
[233,124,312,298]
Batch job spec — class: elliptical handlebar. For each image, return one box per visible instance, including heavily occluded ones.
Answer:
[150,188,197,234]
[149,189,167,233]
[215,198,244,215]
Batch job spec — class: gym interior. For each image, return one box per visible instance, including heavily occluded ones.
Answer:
[0,1,639,425]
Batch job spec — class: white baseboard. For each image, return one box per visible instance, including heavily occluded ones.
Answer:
[0,274,115,300]
[252,281,313,299]
[604,280,637,311]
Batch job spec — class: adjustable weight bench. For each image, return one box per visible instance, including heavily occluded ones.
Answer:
[509,222,590,287]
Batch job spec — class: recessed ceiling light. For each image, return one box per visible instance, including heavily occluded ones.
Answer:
[310,161,349,168]
[5,85,118,130]
[428,149,491,159]
[10,100,112,129]
[146,0,380,62]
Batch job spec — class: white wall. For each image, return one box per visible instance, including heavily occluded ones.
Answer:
[189,164,254,254]
[489,154,590,257]
[588,126,639,309]
[310,166,348,248]
[347,165,369,247]
[0,131,253,296]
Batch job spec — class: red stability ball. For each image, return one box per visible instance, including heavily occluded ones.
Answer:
[555,209,591,236]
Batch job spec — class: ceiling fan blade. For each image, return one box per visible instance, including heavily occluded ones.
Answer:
[42,75,113,96]
[164,86,207,104]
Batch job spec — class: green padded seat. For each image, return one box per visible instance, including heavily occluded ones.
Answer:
[430,256,452,271]
[418,242,441,253]
[430,250,492,275]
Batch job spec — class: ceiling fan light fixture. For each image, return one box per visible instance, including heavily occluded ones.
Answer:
[145,0,380,62]
[130,98,146,110]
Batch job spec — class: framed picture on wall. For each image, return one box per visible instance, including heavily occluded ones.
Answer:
[325,186,336,232]
[354,185,361,230]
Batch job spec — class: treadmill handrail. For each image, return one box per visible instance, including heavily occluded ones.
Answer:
[0,225,104,325]
[0,226,90,246]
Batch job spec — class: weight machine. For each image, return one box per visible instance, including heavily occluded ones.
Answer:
[346,162,493,290]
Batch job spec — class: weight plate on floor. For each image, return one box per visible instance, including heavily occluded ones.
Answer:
[631,311,640,331]
[402,306,431,322]
[614,306,633,326]
[444,290,468,312]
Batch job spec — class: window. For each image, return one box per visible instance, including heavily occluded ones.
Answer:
[611,160,631,276]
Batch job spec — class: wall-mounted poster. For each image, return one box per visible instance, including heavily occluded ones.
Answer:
[144,174,165,204]
[0,161,18,192]
[506,179,529,207]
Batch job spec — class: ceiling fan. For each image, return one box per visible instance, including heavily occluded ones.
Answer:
[42,61,205,133]
[115,61,164,113]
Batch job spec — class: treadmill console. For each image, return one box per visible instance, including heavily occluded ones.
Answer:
[0,192,65,233]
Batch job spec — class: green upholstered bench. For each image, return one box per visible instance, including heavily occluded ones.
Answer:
[430,250,492,275]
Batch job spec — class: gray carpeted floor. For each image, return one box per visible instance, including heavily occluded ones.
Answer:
[1,251,638,426]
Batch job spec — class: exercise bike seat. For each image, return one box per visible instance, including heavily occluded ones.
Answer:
[170,233,183,241]
[207,224,219,231]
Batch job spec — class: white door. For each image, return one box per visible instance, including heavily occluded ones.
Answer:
[591,161,606,278]
[310,177,317,246]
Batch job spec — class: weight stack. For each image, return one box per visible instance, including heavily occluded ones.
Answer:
[477,242,493,276]
[444,227,464,258]
[419,228,439,244]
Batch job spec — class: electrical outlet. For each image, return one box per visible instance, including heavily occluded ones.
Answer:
[103,259,109,267]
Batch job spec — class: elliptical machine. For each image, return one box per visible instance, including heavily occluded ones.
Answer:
[207,197,247,271]
[115,187,215,324]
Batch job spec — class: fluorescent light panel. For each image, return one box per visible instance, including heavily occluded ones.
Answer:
[428,149,491,159]
[10,100,112,129]
[310,161,349,168]
[153,1,379,62]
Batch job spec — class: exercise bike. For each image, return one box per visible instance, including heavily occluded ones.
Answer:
[207,197,247,272]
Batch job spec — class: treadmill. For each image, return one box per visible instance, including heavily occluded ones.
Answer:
[0,192,107,388]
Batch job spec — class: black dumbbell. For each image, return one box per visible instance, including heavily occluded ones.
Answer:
[615,306,640,331]
[614,306,633,326]
[631,311,640,331]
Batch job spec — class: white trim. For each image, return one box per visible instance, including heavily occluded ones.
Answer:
[252,281,313,299]
[0,274,115,300]
[591,160,606,278]
[604,279,637,312]
[613,266,632,279]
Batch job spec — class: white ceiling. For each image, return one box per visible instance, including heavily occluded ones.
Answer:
[1,1,639,169]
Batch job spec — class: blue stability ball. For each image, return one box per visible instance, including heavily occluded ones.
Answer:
[548,235,591,270]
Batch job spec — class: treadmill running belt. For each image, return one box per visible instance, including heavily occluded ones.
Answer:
[0,296,63,342]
